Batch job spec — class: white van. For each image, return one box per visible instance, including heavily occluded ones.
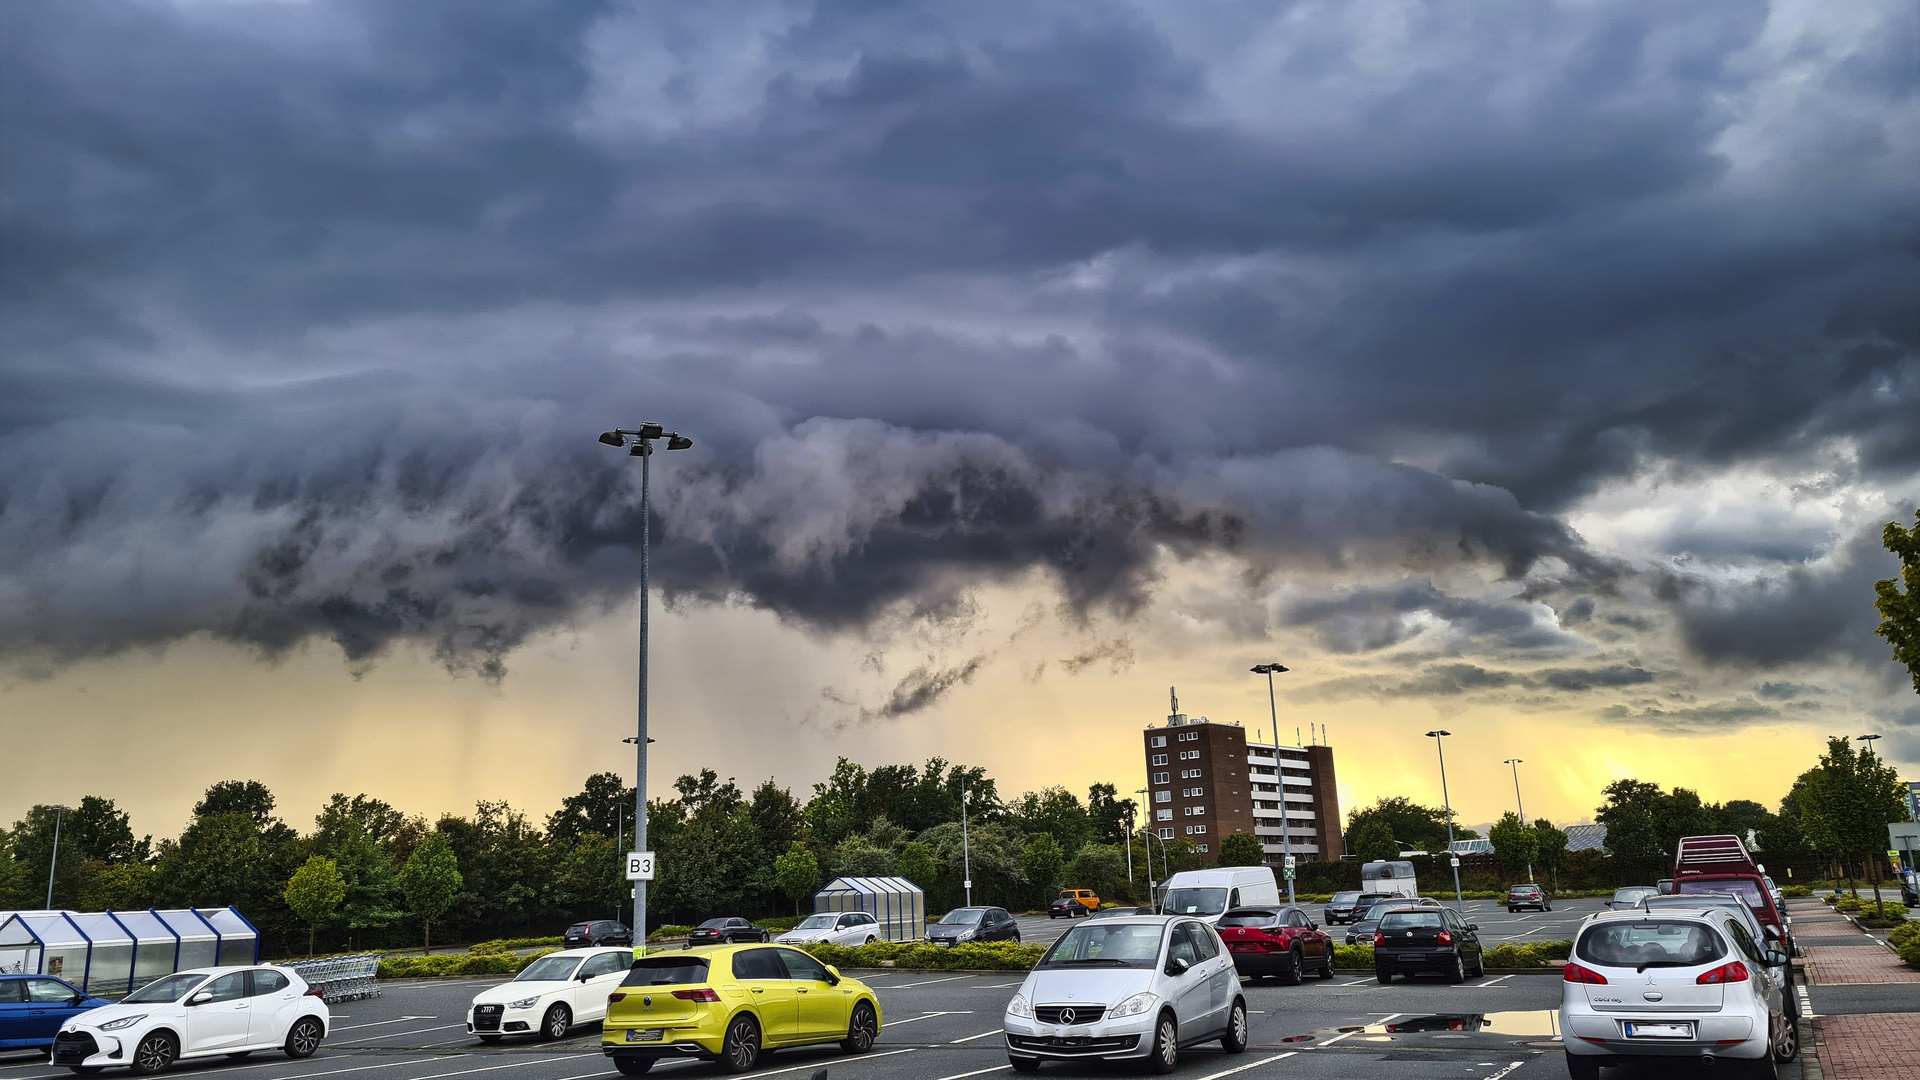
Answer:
[1156,866,1281,923]
[1361,860,1419,898]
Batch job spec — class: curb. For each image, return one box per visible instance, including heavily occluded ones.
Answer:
[1799,1014,1822,1080]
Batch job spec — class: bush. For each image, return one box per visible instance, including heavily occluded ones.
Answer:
[467,936,563,954]
[1835,897,1865,913]
[649,924,694,942]
[753,917,802,933]
[1781,885,1812,898]
[1888,921,1920,948]
[1481,940,1574,967]
[1855,903,1910,928]
[800,939,1046,971]
[1333,944,1374,968]
[380,948,555,979]
[1899,935,1920,971]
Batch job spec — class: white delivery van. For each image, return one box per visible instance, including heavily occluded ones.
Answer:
[1156,866,1282,923]
[1360,860,1418,898]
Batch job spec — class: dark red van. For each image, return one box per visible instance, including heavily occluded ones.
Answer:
[1672,834,1793,955]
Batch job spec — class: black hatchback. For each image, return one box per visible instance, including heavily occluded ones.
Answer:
[1372,907,1483,983]
[686,917,768,946]
[564,919,633,947]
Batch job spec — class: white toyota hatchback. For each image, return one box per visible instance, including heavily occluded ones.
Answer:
[1561,908,1796,1080]
[53,966,329,1075]
[1002,915,1246,1073]
[466,948,632,1042]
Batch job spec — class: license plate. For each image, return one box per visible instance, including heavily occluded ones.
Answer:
[625,1029,665,1043]
[1229,943,1253,952]
[1624,1022,1693,1040]
[1400,954,1424,962]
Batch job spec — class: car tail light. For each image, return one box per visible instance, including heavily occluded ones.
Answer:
[1373,932,1386,947]
[1563,962,1609,984]
[1436,930,1453,946]
[1696,961,1749,985]
[608,993,626,1003]
[304,986,325,997]
[672,988,721,1002]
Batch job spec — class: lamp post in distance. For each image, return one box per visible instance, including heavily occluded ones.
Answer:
[1426,731,1465,911]
[45,804,70,910]
[1504,758,1532,883]
[1857,733,1882,754]
[1135,788,1160,901]
[598,422,693,952]
[1249,663,1295,906]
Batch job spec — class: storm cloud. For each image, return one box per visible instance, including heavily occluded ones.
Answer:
[2,0,1916,736]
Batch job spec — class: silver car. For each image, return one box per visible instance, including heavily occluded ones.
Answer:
[1003,916,1247,1073]
[1561,909,1796,1080]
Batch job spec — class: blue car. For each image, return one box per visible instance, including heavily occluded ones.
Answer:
[0,976,108,1053]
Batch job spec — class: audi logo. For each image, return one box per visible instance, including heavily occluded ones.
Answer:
[1058,1008,1076,1024]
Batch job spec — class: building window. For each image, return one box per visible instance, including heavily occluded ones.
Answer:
[1194,806,1205,816]
[1150,735,1166,747]
[1180,750,1199,761]
[1179,731,1199,742]
[1151,754,1167,765]
[1156,809,1172,821]
[1181,768,1203,779]
[1152,771,1169,784]
[1196,844,1209,853]
[1158,828,1174,840]
[1184,825,1194,835]
[1180,787,1204,798]
[1194,824,1207,835]
[1155,790,1170,803]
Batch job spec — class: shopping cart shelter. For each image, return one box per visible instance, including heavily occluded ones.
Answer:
[812,875,925,942]
[0,908,258,998]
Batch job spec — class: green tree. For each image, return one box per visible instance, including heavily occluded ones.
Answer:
[284,856,347,957]
[396,832,463,954]
[81,861,154,912]
[1215,832,1265,868]
[1799,736,1909,912]
[1067,843,1125,901]
[1596,780,1672,881]
[545,774,636,847]
[774,842,820,914]
[195,780,294,845]
[1009,788,1094,857]
[1086,784,1137,846]
[1021,834,1065,906]
[830,837,896,878]
[1345,797,1449,854]
[1347,816,1400,864]
[1534,819,1568,893]
[1488,812,1539,880]
[152,813,268,910]
[1874,509,1920,693]
[897,842,938,893]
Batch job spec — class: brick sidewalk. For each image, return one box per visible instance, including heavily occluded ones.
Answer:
[1813,1014,1920,1080]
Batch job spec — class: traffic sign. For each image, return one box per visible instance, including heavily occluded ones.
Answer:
[1284,868,1295,881]
[1283,855,1296,871]
[962,879,972,890]
[624,852,656,881]
[1449,856,1461,868]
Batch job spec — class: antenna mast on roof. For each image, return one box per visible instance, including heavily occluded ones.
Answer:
[1170,686,1178,715]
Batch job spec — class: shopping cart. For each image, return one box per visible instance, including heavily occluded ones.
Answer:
[287,955,383,1003]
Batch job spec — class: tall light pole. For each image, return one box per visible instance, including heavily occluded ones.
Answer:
[1857,733,1882,755]
[1250,664,1295,907]
[1123,801,1135,887]
[600,422,693,952]
[1504,758,1532,883]
[1136,788,1160,899]
[961,782,973,907]
[1427,731,1465,911]
[45,805,70,910]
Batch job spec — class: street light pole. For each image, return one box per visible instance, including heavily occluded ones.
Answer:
[1250,664,1294,906]
[599,423,693,953]
[1504,758,1532,883]
[1124,803,1135,887]
[1427,731,1465,911]
[961,783,973,908]
[1136,788,1159,901]
[45,805,69,910]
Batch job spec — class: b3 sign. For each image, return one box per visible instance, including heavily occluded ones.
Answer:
[624,852,657,881]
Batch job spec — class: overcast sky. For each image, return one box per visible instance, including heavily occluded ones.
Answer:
[3,0,1917,836]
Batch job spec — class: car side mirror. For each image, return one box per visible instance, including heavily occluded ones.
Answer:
[1467,924,1479,931]
[1763,926,1780,940]
[189,992,213,1006]
[1310,922,1319,930]
[1765,949,1789,967]
[1165,957,1190,976]
[69,994,85,1007]
[825,965,841,985]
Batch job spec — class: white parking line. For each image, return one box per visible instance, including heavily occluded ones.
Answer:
[1484,1063,1524,1080]
[928,1066,1011,1080]
[981,982,1023,988]
[1194,1051,1296,1078]
[343,1023,469,1042]
[1337,979,1371,987]
[336,1016,437,1032]
[1475,975,1514,988]
[1513,915,1539,922]
[951,1029,1003,1043]
[751,1049,914,1076]
[889,975,973,988]
[884,1010,971,1026]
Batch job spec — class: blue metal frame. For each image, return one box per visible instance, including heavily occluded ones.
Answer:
[0,914,48,976]
[188,909,222,967]
[228,908,262,963]
[104,911,139,994]
[58,913,93,993]
[149,909,182,973]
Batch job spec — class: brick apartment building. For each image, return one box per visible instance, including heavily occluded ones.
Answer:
[1143,693,1342,866]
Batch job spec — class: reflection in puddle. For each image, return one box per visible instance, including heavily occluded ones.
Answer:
[1364,1011,1563,1037]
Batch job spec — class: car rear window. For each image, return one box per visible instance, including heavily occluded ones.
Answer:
[1578,922,1724,969]
[621,957,710,986]
[1218,909,1280,927]
[567,923,592,933]
[1378,911,1444,930]
[1329,892,1361,903]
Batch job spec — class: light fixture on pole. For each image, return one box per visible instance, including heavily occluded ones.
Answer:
[1504,758,1532,883]
[1250,663,1295,906]
[45,805,70,910]
[961,782,973,907]
[1857,733,1883,754]
[1427,731,1465,911]
[599,422,693,953]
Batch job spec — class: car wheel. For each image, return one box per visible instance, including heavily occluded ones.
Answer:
[1147,1012,1178,1074]
[1012,933,1021,944]
[865,936,876,945]
[1472,951,1486,978]
[129,1032,176,1077]
[760,931,770,943]
[1220,999,1249,1054]
[1545,904,1553,912]
[1376,968,1392,984]
[1319,952,1336,979]
[1448,955,1466,983]
[613,1058,654,1075]
[285,1017,324,1059]
[1279,947,1303,986]
[842,1001,878,1053]
[719,1014,760,1074]
[1771,1011,1798,1063]
[1008,1056,1041,1073]
[1565,1053,1600,1080]
[541,1004,572,1041]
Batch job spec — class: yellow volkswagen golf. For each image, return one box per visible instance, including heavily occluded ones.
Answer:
[601,944,882,1074]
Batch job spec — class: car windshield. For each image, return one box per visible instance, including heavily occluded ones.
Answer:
[1614,888,1655,901]
[1329,892,1361,904]
[1510,886,1540,894]
[794,915,838,930]
[1038,923,1163,968]
[1162,888,1229,916]
[938,910,985,925]
[1379,911,1444,931]
[621,957,708,987]
[696,919,728,929]
[1218,909,1280,927]
[1677,879,1765,907]
[123,973,205,1004]
[1579,922,1724,969]
[515,956,582,982]
[1361,901,1402,921]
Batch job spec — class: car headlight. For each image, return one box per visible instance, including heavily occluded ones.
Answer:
[1110,992,1157,1018]
[508,997,541,1010]
[99,1015,145,1031]
[1005,993,1034,1019]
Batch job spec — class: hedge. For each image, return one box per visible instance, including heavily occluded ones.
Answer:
[467,937,563,954]
[799,939,1046,971]
[379,948,556,979]
[1482,940,1573,967]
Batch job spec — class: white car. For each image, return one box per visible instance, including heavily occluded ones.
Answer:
[1003,915,1246,1073]
[773,911,882,947]
[1562,908,1796,1080]
[467,948,633,1042]
[52,966,329,1075]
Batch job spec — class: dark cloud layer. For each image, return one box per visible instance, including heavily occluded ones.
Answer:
[2,1,1917,728]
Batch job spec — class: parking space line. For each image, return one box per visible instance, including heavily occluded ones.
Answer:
[336,1017,438,1032]
[981,982,1023,988]
[344,1024,469,1042]
[752,1049,915,1076]
[404,1058,564,1080]
[1194,1051,1296,1078]
[889,975,973,988]
[1484,1064,1524,1080]
[1475,975,1514,987]
[884,1010,970,1026]
[929,1066,1010,1080]
[950,1029,1002,1044]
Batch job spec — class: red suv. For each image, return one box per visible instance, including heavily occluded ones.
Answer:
[1216,906,1335,984]
[1673,834,1794,956]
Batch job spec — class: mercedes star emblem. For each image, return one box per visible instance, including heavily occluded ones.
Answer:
[1058,1007,1076,1024]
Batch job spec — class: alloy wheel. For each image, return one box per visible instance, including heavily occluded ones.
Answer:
[844,1003,877,1053]
[132,1034,174,1076]
[1772,1013,1799,1062]
[723,1017,759,1072]
[288,1019,322,1057]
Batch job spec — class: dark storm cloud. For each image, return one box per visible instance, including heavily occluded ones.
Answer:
[2,0,1916,697]
[1294,662,1654,702]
